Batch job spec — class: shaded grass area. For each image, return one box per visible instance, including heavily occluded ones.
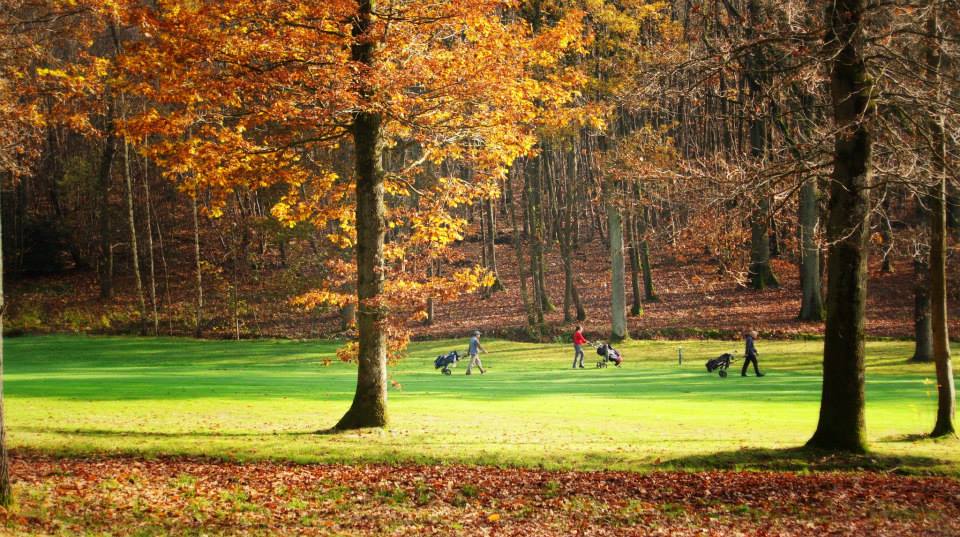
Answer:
[5,335,959,474]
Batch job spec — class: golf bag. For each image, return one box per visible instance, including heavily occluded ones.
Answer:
[434,351,460,375]
[595,343,623,368]
[706,352,735,377]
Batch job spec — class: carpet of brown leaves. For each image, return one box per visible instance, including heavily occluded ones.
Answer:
[4,454,960,536]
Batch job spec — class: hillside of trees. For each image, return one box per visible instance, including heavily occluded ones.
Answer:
[4,1,959,347]
[6,204,959,341]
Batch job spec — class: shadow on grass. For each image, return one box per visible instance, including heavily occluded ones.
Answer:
[664,446,950,475]
[878,432,960,443]
[12,426,317,438]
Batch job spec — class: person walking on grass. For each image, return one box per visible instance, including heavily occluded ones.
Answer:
[741,330,764,377]
[572,325,590,369]
[466,330,487,375]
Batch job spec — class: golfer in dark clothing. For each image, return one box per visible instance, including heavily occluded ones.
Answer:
[741,330,764,377]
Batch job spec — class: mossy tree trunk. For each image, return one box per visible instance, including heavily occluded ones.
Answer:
[335,0,388,430]
[807,0,871,453]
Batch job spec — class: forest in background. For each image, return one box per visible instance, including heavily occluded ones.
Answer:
[3,0,958,345]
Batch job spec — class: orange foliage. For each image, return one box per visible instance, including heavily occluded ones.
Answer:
[107,0,585,359]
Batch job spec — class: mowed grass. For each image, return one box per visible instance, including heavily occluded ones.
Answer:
[5,335,959,474]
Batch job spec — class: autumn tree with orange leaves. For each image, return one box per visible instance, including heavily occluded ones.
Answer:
[109,0,584,429]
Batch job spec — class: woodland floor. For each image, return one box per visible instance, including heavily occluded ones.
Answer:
[4,454,960,536]
[9,231,960,341]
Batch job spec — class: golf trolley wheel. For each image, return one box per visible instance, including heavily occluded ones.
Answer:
[442,368,452,376]
[718,370,727,378]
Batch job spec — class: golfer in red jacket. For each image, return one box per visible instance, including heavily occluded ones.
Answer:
[572,325,590,369]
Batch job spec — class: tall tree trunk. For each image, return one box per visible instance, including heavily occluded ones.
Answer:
[572,284,586,321]
[192,187,203,338]
[424,259,435,326]
[97,107,117,300]
[336,0,388,430]
[508,167,537,333]
[807,0,872,453]
[530,159,553,313]
[640,240,657,302]
[142,149,159,335]
[152,193,173,335]
[638,208,658,302]
[798,178,824,320]
[559,147,582,324]
[524,160,546,326]
[122,136,147,335]
[745,0,778,291]
[606,185,628,341]
[879,188,894,273]
[627,214,643,316]
[749,202,779,289]
[910,256,933,362]
[926,7,954,437]
[484,198,504,292]
[0,183,12,506]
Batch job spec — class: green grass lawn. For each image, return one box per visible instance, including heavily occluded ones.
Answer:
[5,335,959,474]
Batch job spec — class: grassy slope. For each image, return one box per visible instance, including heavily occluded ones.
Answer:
[6,335,959,474]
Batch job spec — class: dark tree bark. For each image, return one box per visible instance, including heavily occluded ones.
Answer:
[910,256,933,363]
[484,198,504,292]
[926,8,954,438]
[524,160,547,326]
[745,0,778,291]
[640,240,657,302]
[628,214,643,316]
[558,149,580,324]
[97,107,117,300]
[192,187,203,338]
[529,157,554,313]
[879,188,894,274]
[0,183,12,506]
[807,0,872,453]
[748,201,779,289]
[948,186,959,230]
[336,0,389,430]
[638,208,658,302]
[508,166,537,334]
[798,178,824,321]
